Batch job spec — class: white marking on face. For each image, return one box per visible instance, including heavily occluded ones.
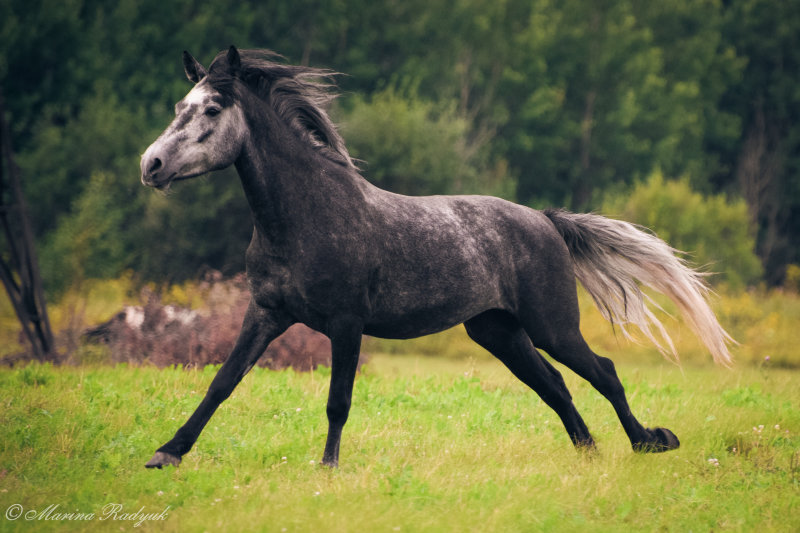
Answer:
[181,82,214,107]
[141,80,247,188]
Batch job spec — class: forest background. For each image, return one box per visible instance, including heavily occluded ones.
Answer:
[1,0,798,303]
[2,6,800,530]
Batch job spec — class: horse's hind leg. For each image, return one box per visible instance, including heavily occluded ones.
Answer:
[528,320,680,453]
[464,310,594,449]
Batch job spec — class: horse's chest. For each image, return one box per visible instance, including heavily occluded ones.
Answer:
[246,247,370,321]
[244,242,288,304]
[246,268,286,310]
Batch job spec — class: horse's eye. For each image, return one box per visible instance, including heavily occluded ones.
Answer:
[205,107,221,117]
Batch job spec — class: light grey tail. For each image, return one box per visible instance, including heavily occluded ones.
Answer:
[543,208,734,366]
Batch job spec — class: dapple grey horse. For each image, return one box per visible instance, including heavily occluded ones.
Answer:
[140,47,732,469]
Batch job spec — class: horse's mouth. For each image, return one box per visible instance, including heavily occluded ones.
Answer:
[145,171,200,191]
[172,172,203,184]
[155,174,177,190]
[141,172,177,190]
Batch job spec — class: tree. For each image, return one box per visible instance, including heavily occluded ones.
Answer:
[339,89,500,197]
[0,0,792,290]
[0,93,54,360]
[720,0,800,285]
[500,0,743,210]
[603,172,762,288]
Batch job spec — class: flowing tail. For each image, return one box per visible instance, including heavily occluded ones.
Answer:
[543,208,734,366]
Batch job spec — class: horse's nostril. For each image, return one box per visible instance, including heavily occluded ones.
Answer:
[148,158,163,174]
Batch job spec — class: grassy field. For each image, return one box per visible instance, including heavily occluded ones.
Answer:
[1,354,798,532]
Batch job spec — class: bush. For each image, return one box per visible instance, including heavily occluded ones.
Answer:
[38,172,141,295]
[0,272,344,371]
[785,264,800,293]
[38,167,252,296]
[80,273,342,371]
[602,172,763,288]
[338,88,509,197]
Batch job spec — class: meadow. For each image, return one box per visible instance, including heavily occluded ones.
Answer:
[1,354,798,532]
[1,279,799,531]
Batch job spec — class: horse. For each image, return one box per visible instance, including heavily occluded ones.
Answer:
[140,46,733,469]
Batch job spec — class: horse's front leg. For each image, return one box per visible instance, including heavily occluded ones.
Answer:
[145,302,291,468]
[321,316,364,468]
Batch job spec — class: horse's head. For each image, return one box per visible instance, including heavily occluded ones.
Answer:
[141,47,246,190]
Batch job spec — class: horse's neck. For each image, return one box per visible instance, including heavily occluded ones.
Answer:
[234,119,369,240]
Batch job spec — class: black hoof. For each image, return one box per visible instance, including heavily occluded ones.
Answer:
[633,427,680,453]
[320,458,338,469]
[574,437,597,453]
[145,451,182,469]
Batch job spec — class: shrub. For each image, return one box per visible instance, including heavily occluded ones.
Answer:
[79,273,343,371]
[785,264,800,293]
[602,171,763,288]
[38,171,139,295]
[338,88,511,198]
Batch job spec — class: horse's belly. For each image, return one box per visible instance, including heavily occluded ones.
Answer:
[363,316,465,339]
[363,280,504,339]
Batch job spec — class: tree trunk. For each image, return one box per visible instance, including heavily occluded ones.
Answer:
[736,100,786,285]
[0,91,56,361]
[572,90,596,210]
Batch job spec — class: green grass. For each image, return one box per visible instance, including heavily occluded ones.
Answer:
[1,355,798,532]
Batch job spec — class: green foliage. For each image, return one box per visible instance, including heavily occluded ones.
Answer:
[38,172,140,292]
[502,0,744,210]
[339,88,492,196]
[0,359,798,531]
[135,171,251,283]
[38,168,251,295]
[1,0,798,290]
[15,87,150,237]
[602,172,763,288]
[720,0,800,284]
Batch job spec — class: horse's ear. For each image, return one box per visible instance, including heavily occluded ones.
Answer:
[226,45,241,77]
[183,51,207,84]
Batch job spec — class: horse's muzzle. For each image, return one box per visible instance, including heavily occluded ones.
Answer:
[140,153,170,188]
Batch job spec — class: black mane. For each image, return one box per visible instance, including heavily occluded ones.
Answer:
[208,49,354,169]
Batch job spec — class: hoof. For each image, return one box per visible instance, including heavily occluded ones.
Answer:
[633,427,680,453]
[576,441,598,457]
[573,437,598,456]
[145,451,181,469]
[320,458,338,469]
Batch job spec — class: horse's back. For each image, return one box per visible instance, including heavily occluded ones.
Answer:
[369,191,571,274]
[359,189,576,337]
